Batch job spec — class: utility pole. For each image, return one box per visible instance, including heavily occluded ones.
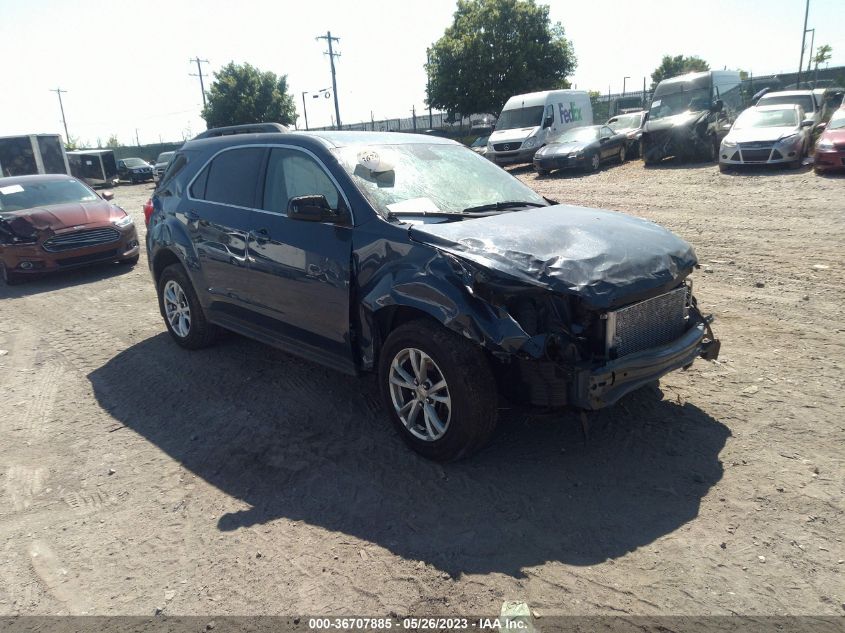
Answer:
[301,92,310,130]
[411,106,417,132]
[797,0,810,87]
[805,28,815,74]
[316,31,341,129]
[50,88,69,142]
[189,57,210,108]
[622,76,630,97]
[426,48,433,129]
[135,128,140,146]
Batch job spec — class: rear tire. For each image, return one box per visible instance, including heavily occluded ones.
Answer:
[378,319,498,461]
[157,264,218,349]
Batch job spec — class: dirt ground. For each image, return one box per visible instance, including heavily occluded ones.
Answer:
[1,160,843,618]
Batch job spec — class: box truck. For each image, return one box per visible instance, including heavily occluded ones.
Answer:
[0,134,70,177]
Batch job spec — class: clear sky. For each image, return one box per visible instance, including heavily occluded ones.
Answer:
[1,0,843,145]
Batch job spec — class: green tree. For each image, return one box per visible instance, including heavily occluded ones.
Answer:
[105,134,121,148]
[426,0,576,118]
[650,55,710,87]
[202,62,296,128]
[813,44,832,69]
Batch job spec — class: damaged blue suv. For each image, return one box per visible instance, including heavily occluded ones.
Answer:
[147,129,719,461]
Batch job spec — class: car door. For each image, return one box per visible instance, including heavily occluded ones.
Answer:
[599,126,616,159]
[243,146,354,371]
[182,146,267,313]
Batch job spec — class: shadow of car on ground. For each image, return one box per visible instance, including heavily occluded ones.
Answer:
[0,260,137,298]
[88,332,729,577]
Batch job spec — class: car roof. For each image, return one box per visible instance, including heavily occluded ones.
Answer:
[181,130,459,152]
[0,174,79,186]
[66,149,113,156]
[760,90,814,97]
[750,103,802,112]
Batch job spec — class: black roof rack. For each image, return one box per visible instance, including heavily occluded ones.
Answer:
[193,122,289,140]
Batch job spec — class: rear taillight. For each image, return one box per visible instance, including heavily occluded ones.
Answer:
[143,198,154,226]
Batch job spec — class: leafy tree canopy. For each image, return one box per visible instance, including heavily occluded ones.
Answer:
[202,62,296,129]
[427,0,576,117]
[651,55,710,87]
[813,44,832,67]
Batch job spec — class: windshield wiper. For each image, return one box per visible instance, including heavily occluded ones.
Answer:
[462,200,547,215]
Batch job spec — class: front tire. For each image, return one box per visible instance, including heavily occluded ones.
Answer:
[0,262,23,286]
[618,145,627,163]
[157,264,218,349]
[378,319,498,461]
[585,152,600,172]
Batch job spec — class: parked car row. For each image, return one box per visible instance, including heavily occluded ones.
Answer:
[465,74,843,177]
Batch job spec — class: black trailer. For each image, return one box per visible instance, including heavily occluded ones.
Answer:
[0,134,70,177]
[67,150,119,188]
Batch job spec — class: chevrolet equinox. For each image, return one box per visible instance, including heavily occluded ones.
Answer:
[146,129,720,461]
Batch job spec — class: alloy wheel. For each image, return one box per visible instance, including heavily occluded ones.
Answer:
[591,153,600,171]
[163,280,191,338]
[388,347,452,442]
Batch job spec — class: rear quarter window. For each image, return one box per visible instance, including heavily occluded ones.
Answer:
[202,147,265,208]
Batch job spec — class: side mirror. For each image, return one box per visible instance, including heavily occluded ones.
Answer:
[599,137,608,144]
[542,116,554,129]
[101,190,115,201]
[711,99,724,113]
[813,121,826,130]
[287,195,333,222]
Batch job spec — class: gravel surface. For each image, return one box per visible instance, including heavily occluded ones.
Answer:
[0,160,843,617]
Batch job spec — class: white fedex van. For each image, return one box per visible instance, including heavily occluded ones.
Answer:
[487,90,593,165]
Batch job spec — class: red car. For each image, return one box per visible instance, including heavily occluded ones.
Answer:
[0,175,139,285]
[814,108,845,174]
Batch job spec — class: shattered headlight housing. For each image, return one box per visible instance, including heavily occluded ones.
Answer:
[721,138,737,148]
[112,214,134,228]
[777,134,799,147]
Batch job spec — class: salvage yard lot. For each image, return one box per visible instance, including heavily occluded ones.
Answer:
[1,161,843,616]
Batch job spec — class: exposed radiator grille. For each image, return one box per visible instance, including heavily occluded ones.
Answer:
[43,227,120,252]
[493,142,522,151]
[606,286,689,358]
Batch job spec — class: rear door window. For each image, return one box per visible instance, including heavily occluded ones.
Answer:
[202,147,265,208]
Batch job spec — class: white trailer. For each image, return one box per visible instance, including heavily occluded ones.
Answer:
[0,134,70,177]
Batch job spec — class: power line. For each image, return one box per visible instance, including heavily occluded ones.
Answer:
[316,31,341,129]
[189,57,210,108]
[50,88,69,141]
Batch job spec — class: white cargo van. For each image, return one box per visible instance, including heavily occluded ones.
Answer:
[487,90,593,165]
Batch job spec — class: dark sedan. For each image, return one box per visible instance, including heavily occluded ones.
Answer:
[533,125,627,175]
[117,157,154,183]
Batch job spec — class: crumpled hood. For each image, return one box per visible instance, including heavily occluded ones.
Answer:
[644,110,707,133]
[489,127,538,144]
[725,126,797,144]
[1,200,118,233]
[819,128,845,146]
[539,140,591,156]
[408,205,697,309]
